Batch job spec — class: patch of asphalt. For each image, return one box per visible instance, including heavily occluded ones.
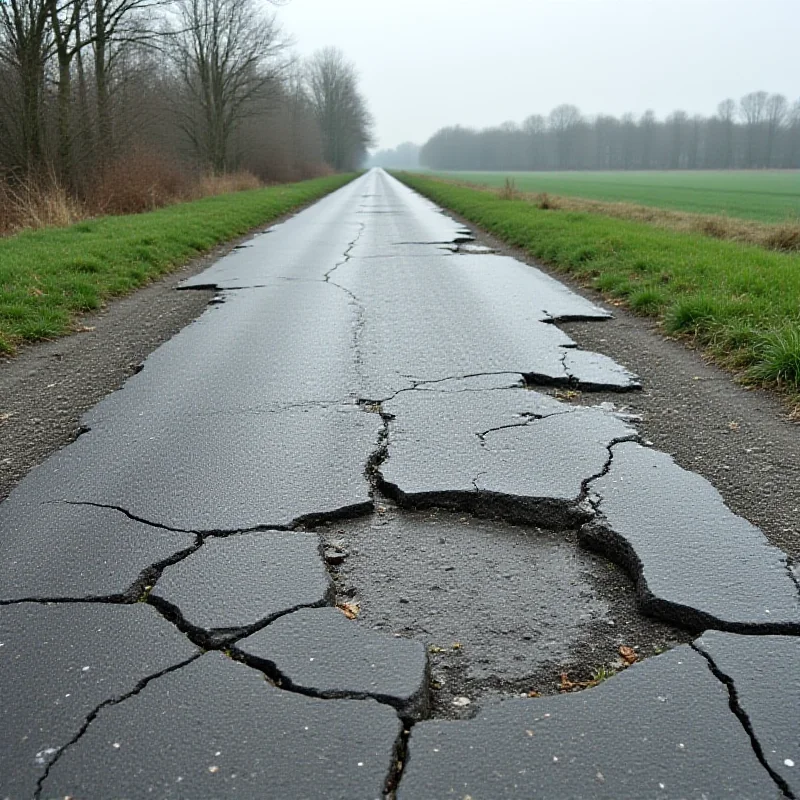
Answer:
[319,506,691,721]
[0,226,293,503]
[555,317,800,561]
[434,205,800,560]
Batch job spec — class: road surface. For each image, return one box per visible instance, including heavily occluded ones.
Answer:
[1,169,798,799]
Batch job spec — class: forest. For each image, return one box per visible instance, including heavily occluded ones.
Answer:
[419,94,800,171]
[0,0,373,230]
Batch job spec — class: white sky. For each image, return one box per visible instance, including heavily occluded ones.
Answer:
[275,0,800,150]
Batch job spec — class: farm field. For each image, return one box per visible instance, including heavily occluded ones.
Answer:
[429,170,800,223]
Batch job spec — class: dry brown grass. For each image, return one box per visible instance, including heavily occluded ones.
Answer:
[511,187,800,252]
[86,150,191,215]
[190,170,262,198]
[0,153,314,237]
[498,176,518,200]
[0,170,86,234]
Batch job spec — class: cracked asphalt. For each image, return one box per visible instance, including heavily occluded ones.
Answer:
[1,169,798,799]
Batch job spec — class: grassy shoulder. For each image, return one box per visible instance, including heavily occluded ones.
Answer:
[0,174,354,353]
[396,171,800,395]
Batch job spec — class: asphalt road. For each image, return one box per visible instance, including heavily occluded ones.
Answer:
[1,169,798,799]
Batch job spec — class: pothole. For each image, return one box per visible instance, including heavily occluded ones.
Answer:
[319,504,692,720]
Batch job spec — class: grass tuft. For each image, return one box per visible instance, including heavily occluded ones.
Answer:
[628,287,668,314]
[749,328,800,387]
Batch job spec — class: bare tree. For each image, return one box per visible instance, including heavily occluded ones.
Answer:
[0,0,51,170]
[740,90,768,167]
[548,104,581,169]
[306,47,373,171]
[716,99,736,168]
[170,0,288,172]
[764,93,787,167]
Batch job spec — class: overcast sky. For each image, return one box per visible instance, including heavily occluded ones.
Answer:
[277,0,800,151]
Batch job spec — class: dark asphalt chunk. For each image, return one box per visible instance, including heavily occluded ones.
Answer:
[380,385,634,529]
[0,603,199,798]
[562,348,642,391]
[695,631,800,796]
[42,652,401,800]
[582,441,800,633]
[0,500,195,602]
[234,606,430,718]
[398,645,780,800]
[322,509,691,719]
[151,532,333,645]
[4,405,379,531]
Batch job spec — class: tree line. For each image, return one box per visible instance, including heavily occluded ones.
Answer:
[420,93,800,171]
[0,0,373,197]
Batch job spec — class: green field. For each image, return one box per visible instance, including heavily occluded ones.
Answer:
[397,172,800,393]
[429,170,800,223]
[0,174,354,353]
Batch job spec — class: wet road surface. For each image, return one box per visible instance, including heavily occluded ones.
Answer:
[1,170,798,799]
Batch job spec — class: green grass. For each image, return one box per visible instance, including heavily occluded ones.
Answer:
[0,174,354,353]
[429,170,800,223]
[396,172,800,393]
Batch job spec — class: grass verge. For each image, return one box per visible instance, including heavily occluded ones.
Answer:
[0,174,354,353]
[435,175,800,253]
[396,172,800,398]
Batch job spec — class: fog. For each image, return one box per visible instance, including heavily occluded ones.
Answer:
[277,0,800,150]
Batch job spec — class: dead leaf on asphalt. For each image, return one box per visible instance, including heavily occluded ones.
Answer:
[0,412,15,423]
[74,325,96,333]
[337,602,360,619]
[619,645,638,664]
[559,672,598,692]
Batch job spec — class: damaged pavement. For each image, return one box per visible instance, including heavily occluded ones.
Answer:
[0,169,798,799]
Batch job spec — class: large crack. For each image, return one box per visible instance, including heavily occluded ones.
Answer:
[147,590,335,649]
[579,443,800,636]
[384,722,415,799]
[324,222,368,386]
[228,630,422,719]
[32,654,203,800]
[691,642,795,799]
[58,499,374,538]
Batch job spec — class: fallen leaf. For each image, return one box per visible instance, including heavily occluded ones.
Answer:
[559,672,596,692]
[0,412,15,423]
[619,645,638,665]
[337,602,360,620]
[451,642,462,650]
[728,421,740,431]
[75,325,96,333]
